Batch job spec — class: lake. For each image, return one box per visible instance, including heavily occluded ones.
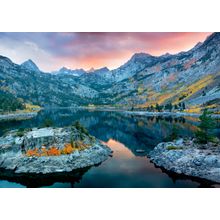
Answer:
[0,108,220,188]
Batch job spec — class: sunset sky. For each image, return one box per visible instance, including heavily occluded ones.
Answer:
[0,32,212,72]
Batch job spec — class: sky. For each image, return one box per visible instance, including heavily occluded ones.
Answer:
[0,32,212,72]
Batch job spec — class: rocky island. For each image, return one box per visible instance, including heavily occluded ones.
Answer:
[149,138,220,184]
[0,122,112,174]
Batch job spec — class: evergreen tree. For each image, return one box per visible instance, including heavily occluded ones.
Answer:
[174,104,178,110]
[150,105,154,112]
[155,103,163,112]
[168,103,173,112]
[195,109,216,143]
[165,103,173,112]
[182,102,186,110]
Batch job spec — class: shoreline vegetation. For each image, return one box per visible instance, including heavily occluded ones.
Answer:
[2,105,220,121]
[82,106,220,118]
[0,103,42,121]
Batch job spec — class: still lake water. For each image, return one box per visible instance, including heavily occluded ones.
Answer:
[1,108,220,188]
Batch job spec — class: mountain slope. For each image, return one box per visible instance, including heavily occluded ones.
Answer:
[0,90,24,112]
[0,32,220,111]
[99,33,220,109]
[0,56,99,107]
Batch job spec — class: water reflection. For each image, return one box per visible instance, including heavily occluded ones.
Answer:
[73,138,202,188]
[0,167,90,188]
[0,108,220,187]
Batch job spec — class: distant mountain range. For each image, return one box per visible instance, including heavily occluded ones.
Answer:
[0,32,220,111]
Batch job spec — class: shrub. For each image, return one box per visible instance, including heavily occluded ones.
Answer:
[73,121,89,135]
[17,128,25,137]
[40,147,48,156]
[62,143,74,154]
[25,141,90,157]
[26,146,61,157]
[167,145,183,150]
[47,146,61,156]
[210,137,220,144]
[164,126,179,141]
[26,148,40,157]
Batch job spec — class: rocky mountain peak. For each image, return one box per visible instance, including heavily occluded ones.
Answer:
[59,66,68,71]
[53,67,86,76]
[199,32,220,48]
[130,52,154,62]
[0,55,14,68]
[21,59,40,72]
[87,67,95,73]
[93,67,110,74]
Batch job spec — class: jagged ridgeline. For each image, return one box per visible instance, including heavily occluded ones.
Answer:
[1,32,220,110]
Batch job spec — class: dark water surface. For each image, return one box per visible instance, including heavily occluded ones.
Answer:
[1,108,220,188]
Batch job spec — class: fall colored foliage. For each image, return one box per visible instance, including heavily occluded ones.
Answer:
[25,141,90,157]
[26,148,40,157]
[61,143,74,154]
[47,146,61,156]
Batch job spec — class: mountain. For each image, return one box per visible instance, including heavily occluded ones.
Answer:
[92,67,110,75]
[0,57,99,107]
[99,33,220,109]
[21,59,40,72]
[52,67,86,76]
[0,32,220,111]
[52,66,109,77]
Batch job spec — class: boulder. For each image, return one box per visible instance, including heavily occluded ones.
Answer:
[149,139,220,184]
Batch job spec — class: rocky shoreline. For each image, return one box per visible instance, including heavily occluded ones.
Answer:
[124,111,220,118]
[0,112,38,121]
[149,138,220,184]
[0,126,112,174]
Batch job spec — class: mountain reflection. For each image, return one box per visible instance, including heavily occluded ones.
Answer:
[0,108,199,155]
[105,139,134,159]
[0,108,219,187]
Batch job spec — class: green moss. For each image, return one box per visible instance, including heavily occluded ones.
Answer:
[167,145,183,150]
[210,137,220,144]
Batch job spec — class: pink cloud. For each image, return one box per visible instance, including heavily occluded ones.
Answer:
[0,32,212,71]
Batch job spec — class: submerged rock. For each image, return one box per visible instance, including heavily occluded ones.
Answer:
[0,126,112,174]
[149,139,220,183]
